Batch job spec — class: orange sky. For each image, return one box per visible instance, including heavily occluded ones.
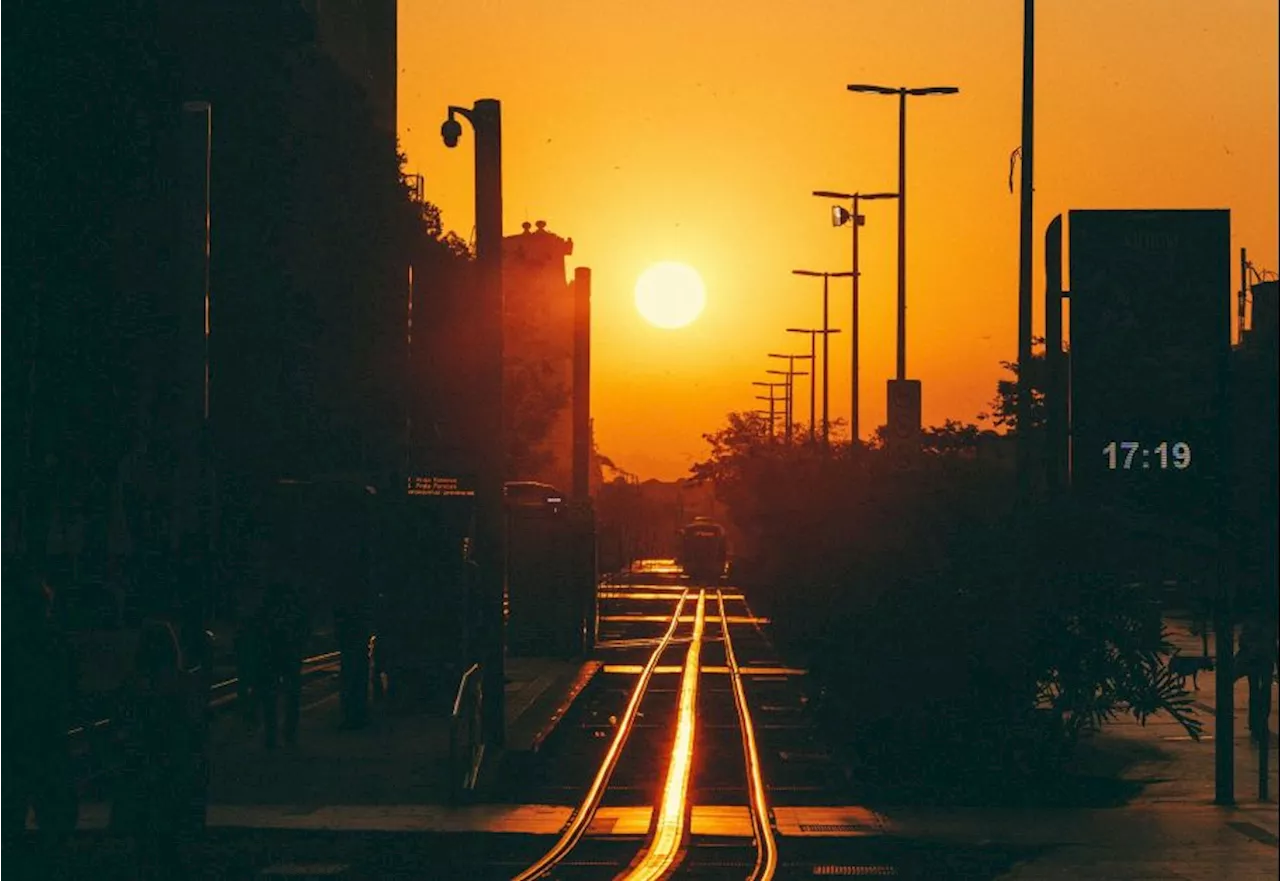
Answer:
[398,1,1279,481]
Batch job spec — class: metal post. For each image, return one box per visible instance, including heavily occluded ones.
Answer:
[572,267,595,653]
[896,89,907,381]
[572,267,591,500]
[808,333,817,443]
[1215,574,1236,805]
[1261,716,1271,801]
[182,101,212,424]
[1044,215,1065,499]
[777,372,789,442]
[822,274,832,447]
[1016,0,1036,504]
[1240,247,1249,344]
[469,98,507,749]
[180,100,212,618]
[851,195,861,443]
[1214,271,1236,806]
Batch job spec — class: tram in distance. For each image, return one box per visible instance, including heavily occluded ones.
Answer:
[677,517,729,581]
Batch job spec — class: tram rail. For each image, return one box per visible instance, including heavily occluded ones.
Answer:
[511,579,778,881]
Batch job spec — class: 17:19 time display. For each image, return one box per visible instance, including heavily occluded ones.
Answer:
[1102,441,1192,471]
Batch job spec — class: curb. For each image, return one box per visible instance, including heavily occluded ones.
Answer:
[475,660,601,800]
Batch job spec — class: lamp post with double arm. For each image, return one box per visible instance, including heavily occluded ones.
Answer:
[752,381,788,440]
[792,270,854,448]
[811,190,897,442]
[845,83,958,382]
[787,327,842,444]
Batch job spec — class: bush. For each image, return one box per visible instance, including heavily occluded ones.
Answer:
[693,414,1202,794]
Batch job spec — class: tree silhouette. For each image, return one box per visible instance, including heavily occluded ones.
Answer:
[979,337,1052,434]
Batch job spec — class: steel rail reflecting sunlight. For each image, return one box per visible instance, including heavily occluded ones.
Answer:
[511,589,692,881]
[718,589,779,881]
[619,590,707,881]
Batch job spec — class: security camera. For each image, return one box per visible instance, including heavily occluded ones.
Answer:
[441,118,463,148]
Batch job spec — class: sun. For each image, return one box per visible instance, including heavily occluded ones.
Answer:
[634,262,706,329]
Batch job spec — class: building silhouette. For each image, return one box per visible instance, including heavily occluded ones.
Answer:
[1243,280,1278,351]
[503,221,579,492]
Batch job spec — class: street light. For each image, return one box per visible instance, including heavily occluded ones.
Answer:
[846,84,959,384]
[771,349,819,443]
[750,409,775,438]
[440,98,506,747]
[793,270,854,448]
[786,329,842,444]
[752,381,787,440]
[812,190,897,442]
[766,367,808,443]
[769,353,814,441]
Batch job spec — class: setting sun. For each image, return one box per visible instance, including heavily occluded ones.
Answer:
[634,262,707,329]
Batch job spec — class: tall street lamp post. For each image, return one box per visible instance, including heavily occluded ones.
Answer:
[772,349,819,442]
[786,329,842,444]
[441,98,506,747]
[766,367,809,443]
[844,84,957,386]
[812,190,898,443]
[792,270,854,448]
[752,381,787,440]
[753,399,778,438]
[762,353,814,437]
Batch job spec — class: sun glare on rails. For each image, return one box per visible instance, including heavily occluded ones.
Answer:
[622,590,707,881]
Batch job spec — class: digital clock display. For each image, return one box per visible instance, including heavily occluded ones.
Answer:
[1067,210,1230,538]
[1101,441,1192,471]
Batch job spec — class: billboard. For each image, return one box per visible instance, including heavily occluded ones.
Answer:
[1068,210,1231,539]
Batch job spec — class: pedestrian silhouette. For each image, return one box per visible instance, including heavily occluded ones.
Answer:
[333,535,372,730]
[175,593,214,832]
[1236,609,1278,741]
[257,577,309,748]
[235,605,266,731]
[2,566,79,852]
[111,614,201,880]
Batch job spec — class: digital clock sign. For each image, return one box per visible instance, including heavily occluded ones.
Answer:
[1101,441,1192,471]
[1068,210,1230,534]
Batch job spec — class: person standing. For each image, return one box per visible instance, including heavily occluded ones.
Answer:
[2,568,79,852]
[1237,605,1278,741]
[235,604,265,731]
[112,615,192,880]
[175,593,214,832]
[333,600,370,730]
[258,577,309,748]
[332,526,372,731]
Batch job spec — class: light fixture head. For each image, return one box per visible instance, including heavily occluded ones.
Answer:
[441,117,463,148]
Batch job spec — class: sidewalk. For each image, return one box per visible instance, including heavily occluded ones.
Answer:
[877,617,1279,880]
[69,654,595,829]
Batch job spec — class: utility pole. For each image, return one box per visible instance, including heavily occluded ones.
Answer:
[1015,0,1035,504]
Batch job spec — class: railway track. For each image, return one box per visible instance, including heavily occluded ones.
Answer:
[508,572,784,881]
[492,562,997,880]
